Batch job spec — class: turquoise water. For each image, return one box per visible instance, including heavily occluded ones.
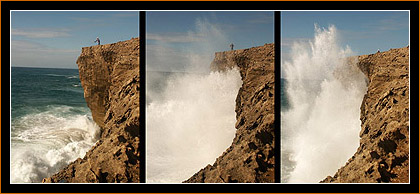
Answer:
[12,67,86,119]
[280,78,289,110]
[11,67,100,183]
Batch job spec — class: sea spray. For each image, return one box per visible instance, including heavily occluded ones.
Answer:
[146,17,241,183]
[146,69,242,183]
[11,106,100,183]
[281,25,367,183]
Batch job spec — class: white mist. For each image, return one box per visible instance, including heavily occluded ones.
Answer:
[146,18,242,183]
[281,25,367,183]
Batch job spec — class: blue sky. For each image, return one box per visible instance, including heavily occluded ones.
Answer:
[12,11,409,71]
[281,11,409,59]
[146,11,274,72]
[11,11,139,69]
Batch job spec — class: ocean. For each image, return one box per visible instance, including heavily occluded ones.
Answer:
[280,78,289,110]
[10,67,100,183]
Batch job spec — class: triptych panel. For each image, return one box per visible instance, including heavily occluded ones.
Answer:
[4,2,416,191]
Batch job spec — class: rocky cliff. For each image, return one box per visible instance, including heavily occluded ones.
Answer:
[322,47,409,183]
[184,44,275,183]
[43,38,140,183]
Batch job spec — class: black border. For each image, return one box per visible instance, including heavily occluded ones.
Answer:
[139,10,146,184]
[1,1,419,193]
[275,11,281,183]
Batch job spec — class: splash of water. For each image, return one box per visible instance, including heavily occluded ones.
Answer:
[281,24,367,183]
[146,17,242,183]
[11,106,100,183]
[146,69,242,183]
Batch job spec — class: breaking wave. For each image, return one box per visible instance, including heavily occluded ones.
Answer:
[11,106,100,183]
[146,68,242,183]
[281,25,368,183]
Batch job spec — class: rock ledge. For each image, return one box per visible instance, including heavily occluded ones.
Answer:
[184,44,275,183]
[322,47,409,183]
[43,38,140,183]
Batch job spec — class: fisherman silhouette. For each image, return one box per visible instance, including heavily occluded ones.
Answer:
[94,37,101,45]
[230,43,234,51]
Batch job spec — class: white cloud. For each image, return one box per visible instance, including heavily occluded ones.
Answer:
[147,18,227,46]
[111,12,139,18]
[11,40,80,68]
[11,40,78,53]
[11,28,71,38]
[147,33,205,43]
[246,14,273,24]
[375,16,409,31]
[281,37,311,47]
[146,18,229,73]
[69,16,106,23]
[146,44,189,72]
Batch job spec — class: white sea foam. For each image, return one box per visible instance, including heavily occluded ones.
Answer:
[67,75,79,79]
[44,74,67,77]
[281,25,368,183]
[146,68,242,183]
[11,106,100,183]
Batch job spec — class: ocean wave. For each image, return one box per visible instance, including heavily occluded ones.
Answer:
[146,68,242,183]
[67,75,79,79]
[44,74,79,80]
[44,74,67,77]
[11,106,100,183]
[48,88,84,95]
[281,25,367,183]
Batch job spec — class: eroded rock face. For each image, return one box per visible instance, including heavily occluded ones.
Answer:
[322,47,409,183]
[43,38,140,183]
[184,44,275,183]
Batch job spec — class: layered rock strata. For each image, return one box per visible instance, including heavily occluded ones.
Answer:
[43,38,140,183]
[184,44,275,183]
[322,47,409,183]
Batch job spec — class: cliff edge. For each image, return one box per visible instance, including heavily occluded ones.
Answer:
[184,44,275,183]
[322,47,409,183]
[43,38,140,183]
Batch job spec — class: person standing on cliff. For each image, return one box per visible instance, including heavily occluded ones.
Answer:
[94,37,101,45]
[230,43,234,51]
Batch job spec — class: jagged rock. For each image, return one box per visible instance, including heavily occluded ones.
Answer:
[43,38,140,183]
[321,47,409,183]
[184,44,275,183]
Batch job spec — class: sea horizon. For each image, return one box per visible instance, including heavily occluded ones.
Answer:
[11,66,79,70]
